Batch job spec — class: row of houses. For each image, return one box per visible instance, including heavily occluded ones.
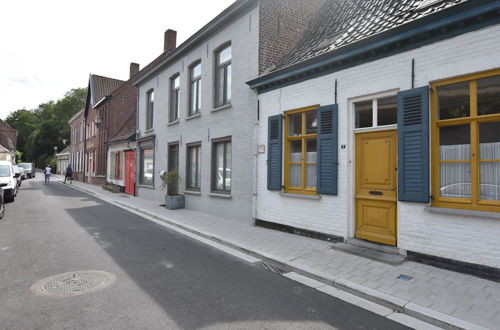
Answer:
[67,0,500,277]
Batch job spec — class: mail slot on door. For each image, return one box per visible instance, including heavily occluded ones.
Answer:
[369,191,383,196]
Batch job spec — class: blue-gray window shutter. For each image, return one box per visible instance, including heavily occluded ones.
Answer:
[267,114,282,190]
[317,104,338,195]
[397,86,430,202]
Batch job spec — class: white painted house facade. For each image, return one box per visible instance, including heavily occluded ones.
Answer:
[249,0,500,271]
[133,0,327,222]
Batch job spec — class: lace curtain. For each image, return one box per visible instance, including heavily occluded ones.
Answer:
[440,142,500,200]
[290,152,317,188]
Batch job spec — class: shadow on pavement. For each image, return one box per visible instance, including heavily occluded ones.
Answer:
[44,180,407,329]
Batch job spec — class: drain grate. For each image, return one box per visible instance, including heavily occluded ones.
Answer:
[31,270,116,297]
[262,262,286,274]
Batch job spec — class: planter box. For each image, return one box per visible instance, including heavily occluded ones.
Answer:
[165,194,185,210]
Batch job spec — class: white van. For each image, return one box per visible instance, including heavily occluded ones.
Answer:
[0,160,19,202]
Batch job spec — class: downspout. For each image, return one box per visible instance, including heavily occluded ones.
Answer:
[134,88,139,196]
[252,91,259,222]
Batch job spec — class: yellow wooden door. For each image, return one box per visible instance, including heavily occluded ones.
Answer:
[355,130,397,246]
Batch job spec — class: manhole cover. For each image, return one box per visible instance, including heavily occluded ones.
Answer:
[31,270,116,297]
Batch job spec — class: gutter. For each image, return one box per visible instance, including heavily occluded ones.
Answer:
[247,0,500,93]
[134,0,257,86]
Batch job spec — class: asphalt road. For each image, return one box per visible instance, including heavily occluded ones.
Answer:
[0,176,412,330]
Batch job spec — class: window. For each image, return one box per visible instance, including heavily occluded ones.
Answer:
[140,148,154,186]
[110,151,122,180]
[186,143,201,190]
[214,44,231,108]
[146,90,154,130]
[354,95,397,129]
[169,74,180,122]
[285,107,318,194]
[431,69,500,212]
[189,61,202,116]
[212,138,231,193]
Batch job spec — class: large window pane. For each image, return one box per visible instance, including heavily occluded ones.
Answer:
[306,139,317,188]
[306,111,317,134]
[480,162,500,201]
[289,140,301,162]
[226,64,231,101]
[355,100,372,128]
[187,145,201,190]
[480,121,500,160]
[439,163,471,199]
[288,113,302,136]
[377,96,397,126]
[141,148,154,186]
[437,82,470,120]
[289,165,301,187]
[218,46,231,64]
[225,141,231,191]
[214,143,224,191]
[440,125,470,160]
[215,66,224,107]
[478,75,500,116]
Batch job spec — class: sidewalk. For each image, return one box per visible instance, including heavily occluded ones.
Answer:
[55,176,499,330]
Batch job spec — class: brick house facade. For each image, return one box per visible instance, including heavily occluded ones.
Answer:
[68,109,85,181]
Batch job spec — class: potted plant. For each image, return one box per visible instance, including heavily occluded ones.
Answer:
[160,170,185,210]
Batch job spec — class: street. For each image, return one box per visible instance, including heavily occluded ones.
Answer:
[0,176,411,330]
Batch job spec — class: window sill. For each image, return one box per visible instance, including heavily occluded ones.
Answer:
[209,192,232,199]
[184,190,201,195]
[279,192,321,200]
[167,120,180,126]
[137,184,155,190]
[211,103,231,113]
[144,128,154,134]
[186,113,201,120]
[425,206,500,220]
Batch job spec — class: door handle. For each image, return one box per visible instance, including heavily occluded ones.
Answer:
[369,191,383,196]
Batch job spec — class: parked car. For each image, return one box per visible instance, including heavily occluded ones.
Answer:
[13,166,22,187]
[0,161,19,202]
[17,162,35,178]
[17,165,26,180]
[0,187,4,219]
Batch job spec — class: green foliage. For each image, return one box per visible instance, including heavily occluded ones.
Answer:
[5,87,86,167]
[160,170,180,196]
[15,150,22,163]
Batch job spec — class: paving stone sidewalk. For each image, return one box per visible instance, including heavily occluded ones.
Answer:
[54,176,500,330]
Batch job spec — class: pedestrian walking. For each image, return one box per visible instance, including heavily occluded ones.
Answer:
[64,164,73,184]
[44,165,51,184]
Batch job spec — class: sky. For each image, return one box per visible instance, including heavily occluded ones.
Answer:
[0,0,236,120]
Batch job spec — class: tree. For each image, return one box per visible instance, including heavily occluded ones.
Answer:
[5,87,86,166]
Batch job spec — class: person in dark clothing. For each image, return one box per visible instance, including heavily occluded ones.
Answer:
[64,164,73,184]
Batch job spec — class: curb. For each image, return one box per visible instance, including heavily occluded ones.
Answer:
[62,182,489,330]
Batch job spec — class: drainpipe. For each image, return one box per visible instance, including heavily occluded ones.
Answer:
[252,91,259,222]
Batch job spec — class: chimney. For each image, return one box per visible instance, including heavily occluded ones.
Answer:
[130,62,140,78]
[164,29,177,53]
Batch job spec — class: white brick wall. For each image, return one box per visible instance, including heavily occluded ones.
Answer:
[257,24,500,268]
[137,7,259,223]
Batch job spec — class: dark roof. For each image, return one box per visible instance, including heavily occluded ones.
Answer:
[90,74,125,106]
[275,0,467,71]
[108,112,136,143]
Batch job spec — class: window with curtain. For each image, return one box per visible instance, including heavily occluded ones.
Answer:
[285,107,318,194]
[189,61,202,116]
[212,138,231,193]
[432,70,500,211]
[140,148,154,186]
[146,89,154,130]
[214,44,231,108]
[186,143,201,190]
[169,74,180,122]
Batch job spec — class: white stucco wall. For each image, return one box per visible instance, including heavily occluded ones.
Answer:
[136,6,259,222]
[257,24,500,268]
[107,141,136,186]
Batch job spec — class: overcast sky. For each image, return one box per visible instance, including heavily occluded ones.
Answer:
[0,0,236,120]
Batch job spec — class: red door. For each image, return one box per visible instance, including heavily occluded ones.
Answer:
[124,151,135,195]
